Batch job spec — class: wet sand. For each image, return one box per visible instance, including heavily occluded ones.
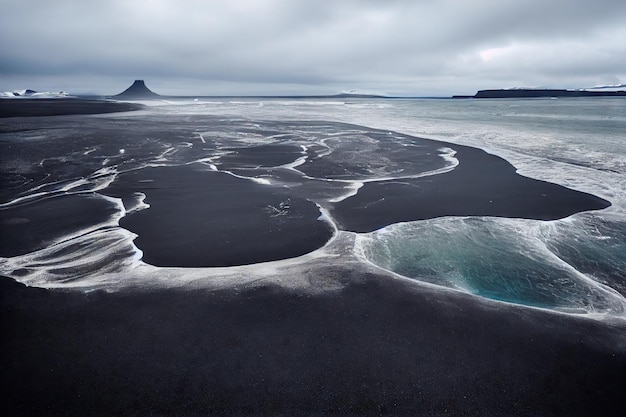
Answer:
[107,140,609,266]
[332,142,611,232]
[106,164,334,267]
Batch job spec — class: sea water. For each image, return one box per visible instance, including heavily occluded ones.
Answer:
[1,97,625,317]
[341,98,626,315]
[173,97,625,315]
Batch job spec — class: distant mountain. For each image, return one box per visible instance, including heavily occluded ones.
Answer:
[587,83,626,90]
[454,88,626,99]
[113,80,160,99]
[254,92,388,99]
[331,92,387,99]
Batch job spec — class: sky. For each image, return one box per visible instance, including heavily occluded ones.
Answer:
[1,0,626,97]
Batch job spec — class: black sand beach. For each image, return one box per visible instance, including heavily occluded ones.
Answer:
[2,274,625,417]
[0,98,144,118]
[1,100,624,416]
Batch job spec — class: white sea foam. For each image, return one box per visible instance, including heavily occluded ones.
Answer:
[280,155,308,170]
[125,192,150,214]
[0,227,141,288]
[326,182,364,203]
[0,167,119,208]
[250,177,272,185]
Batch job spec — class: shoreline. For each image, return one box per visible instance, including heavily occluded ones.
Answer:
[0,98,144,118]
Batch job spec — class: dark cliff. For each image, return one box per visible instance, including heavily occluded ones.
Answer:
[454,89,626,99]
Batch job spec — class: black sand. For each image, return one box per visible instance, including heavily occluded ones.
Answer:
[2,103,624,416]
[0,194,119,257]
[106,164,334,267]
[0,108,613,269]
[331,142,611,232]
[0,98,143,118]
[2,274,625,417]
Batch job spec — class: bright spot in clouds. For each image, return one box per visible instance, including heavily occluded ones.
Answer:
[479,47,508,62]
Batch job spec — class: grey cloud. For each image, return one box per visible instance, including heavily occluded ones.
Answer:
[1,0,625,95]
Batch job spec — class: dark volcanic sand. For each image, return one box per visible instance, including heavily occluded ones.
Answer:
[2,274,625,417]
[106,164,334,267]
[2,105,623,416]
[0,98,143,118]
[331,142,611,232]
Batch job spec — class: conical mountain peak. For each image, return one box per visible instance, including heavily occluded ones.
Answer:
[114,80,160,98]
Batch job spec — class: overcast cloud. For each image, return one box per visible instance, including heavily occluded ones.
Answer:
[1,0,626,96]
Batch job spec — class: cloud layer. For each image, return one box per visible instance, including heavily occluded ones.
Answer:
[2,0,626,95]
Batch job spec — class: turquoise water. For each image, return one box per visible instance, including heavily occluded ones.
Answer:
[345,97,626,316]
[357,216,626,315]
